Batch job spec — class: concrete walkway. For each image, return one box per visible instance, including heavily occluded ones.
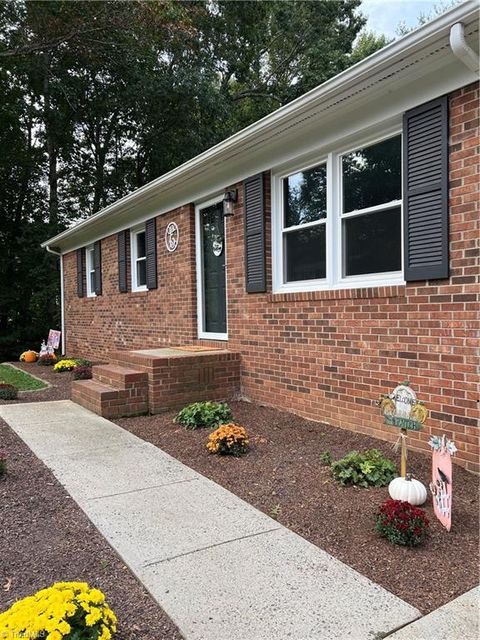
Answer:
[0,400,424,639]
[386,586,479,640]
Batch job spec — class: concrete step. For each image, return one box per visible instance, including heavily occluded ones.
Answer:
[71,378,148,419]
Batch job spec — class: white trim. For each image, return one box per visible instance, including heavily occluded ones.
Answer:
[130,224,148,292]
[195,195,228,341]
[85,244,96,298]
[272,128,405,294]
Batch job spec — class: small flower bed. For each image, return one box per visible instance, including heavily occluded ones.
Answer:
[0,581,117,639]
[37,354,57,366]
[73,365,93,380]
[175,401,232,430]
[375,499,429,547]
[207,423,249,457]
[0,448,6,477]
[0,383,17,400]
[54,359,79,373]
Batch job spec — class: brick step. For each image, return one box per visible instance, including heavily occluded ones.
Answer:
[71,378,148,419]
[92,363,148,390]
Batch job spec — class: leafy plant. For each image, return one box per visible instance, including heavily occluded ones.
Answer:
[0,449,6,477]
[319,451,332,466]
[269,504,282,520]
[174,401,232,430]
[0,384,17,400]
[331,449,396,487]
[375,499,429,547]
[0,581,117,639]
[206,423,249,457]
[73,365,93,380]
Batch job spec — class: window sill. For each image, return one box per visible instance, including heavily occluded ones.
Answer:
[268,283,406,303]
[131,286,148,294]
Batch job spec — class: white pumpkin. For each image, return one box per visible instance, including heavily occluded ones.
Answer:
[388,476,427,506]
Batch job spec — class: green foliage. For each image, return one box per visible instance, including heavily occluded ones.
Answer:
[0,383,17,400]
[174,401,232,430]
[269,504,282,520]
[331,449,396,488]
[0,364,46,390]
[319,451,332,466]
[375,499,429,547]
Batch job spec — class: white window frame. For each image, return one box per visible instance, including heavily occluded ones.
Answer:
[130,224,148,292]
[195,194,228,341]
[85,244,96,298]
[272,127,405,294]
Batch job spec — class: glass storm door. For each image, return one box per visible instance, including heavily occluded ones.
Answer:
[200,201,227,336]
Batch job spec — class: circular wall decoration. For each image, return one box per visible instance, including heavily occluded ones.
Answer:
[165,222,179,252]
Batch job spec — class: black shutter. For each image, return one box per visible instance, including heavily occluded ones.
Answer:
[244,173,266,293]
[117,230,128,293]
[93,240,102,295]
[145,218,157,290]
[76,248,85,298]
[403,96,449,281]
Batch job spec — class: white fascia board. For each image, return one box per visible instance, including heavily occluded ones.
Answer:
[43,0,479,254]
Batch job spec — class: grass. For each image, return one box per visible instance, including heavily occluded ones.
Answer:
[0,364,48,391]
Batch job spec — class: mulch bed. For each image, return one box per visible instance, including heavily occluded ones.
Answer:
[0,365,182,639]
[115,401,479,615]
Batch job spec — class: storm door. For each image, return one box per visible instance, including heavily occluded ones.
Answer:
[197,199,227,338]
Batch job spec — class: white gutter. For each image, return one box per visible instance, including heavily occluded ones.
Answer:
[41,0,479,252]
[45,246,65,355]
[450,22,479,72]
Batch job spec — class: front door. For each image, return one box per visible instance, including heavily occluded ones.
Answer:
[199,200,227,336]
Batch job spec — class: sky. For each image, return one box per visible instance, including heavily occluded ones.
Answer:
[360,0,454,38]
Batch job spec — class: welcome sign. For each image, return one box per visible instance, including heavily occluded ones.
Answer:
[378,382,428,431]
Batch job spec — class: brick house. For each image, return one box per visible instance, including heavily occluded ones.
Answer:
[43,4,479,472]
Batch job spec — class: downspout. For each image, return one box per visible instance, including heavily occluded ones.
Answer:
[449,23,479,73]
[45,246,65,355]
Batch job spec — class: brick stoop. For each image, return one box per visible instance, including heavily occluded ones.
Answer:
[71,364,148,418]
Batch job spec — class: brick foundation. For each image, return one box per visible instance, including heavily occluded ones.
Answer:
[63,82,479,472]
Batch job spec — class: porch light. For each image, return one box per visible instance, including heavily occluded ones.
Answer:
[223,189,237,217]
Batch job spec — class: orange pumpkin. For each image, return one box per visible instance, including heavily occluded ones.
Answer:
[23,351,38,363]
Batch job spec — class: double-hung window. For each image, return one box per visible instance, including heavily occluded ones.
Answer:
[85,245,96,297]
[282,162,327,283]
[131,225,147,291]
[274,132,403,292]
[341,135,402,278]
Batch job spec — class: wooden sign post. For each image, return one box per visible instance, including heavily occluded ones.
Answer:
[378,381,428,505]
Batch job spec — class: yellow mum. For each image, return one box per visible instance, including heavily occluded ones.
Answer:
[53,359,78,372]
[0,581,117,639]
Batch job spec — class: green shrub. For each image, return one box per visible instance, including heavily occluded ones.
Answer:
[319,451,332,466]
[331,449,396,487]
[375,499,429,547]
[0,384,17,400]
[174,401,232,430]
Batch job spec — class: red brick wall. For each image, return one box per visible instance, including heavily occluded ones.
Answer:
[63,82,479,472]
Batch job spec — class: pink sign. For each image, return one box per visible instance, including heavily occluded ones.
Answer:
[47,329,61,350]
[429,436,456,531]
